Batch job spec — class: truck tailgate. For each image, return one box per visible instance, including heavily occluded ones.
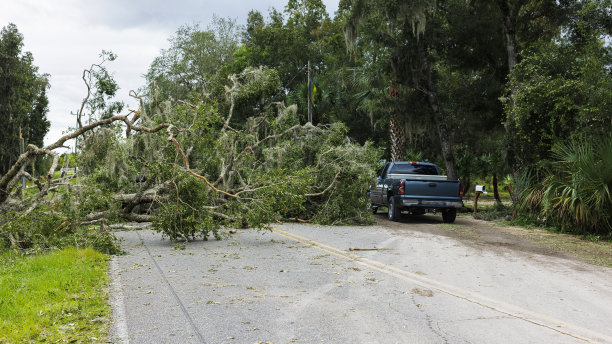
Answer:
[403,180,460,198]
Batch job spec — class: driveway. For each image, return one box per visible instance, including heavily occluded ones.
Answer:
[108,216,612,343]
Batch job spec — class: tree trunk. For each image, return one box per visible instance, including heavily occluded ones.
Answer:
[420,48,459,181]
[389,82,404,162]
[493,172,501,203]
[497,0,518,73]
[463,177,471,200]
[389,111,405,162]
[498,0,519,141]
[497,0,521,205]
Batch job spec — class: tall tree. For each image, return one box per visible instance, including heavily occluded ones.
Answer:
[436,0,508,190]
[146,17,240,103]
[494,0,570,183]
[242,0,330,122]
[505,0,612,169]
[0,24,50,175]
[341,0,460,179]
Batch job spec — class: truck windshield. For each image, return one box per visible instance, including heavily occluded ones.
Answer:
[389,164,438,175]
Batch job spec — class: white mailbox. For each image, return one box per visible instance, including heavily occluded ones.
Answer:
[475,185,487,194]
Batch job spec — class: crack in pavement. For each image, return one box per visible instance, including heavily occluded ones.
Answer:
[409,293,450,344]
[136,231,207,344]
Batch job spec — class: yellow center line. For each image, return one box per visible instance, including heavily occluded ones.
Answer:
[271,226,612,344]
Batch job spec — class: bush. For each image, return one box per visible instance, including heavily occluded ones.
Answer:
[517,135,612,236]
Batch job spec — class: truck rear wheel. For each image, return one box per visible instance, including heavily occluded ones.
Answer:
[388,196,400,222]
[442,209,456,223]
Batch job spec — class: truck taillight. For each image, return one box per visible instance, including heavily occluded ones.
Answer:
[399,180,405,195]
[459,183,464,197]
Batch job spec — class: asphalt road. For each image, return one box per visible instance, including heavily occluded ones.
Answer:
[108,216,612,344]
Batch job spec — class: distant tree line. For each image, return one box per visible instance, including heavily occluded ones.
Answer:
[0,23,50,176]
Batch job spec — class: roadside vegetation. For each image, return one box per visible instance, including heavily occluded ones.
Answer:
[0,248,110,343]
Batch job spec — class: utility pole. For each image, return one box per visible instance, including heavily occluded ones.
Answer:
[308,60,313,124]
[19,126,25,194]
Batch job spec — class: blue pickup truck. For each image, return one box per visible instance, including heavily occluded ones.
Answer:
[369,161,463,223]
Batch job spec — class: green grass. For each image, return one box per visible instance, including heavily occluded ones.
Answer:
[0,248,110,343]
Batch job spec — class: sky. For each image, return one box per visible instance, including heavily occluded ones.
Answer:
[0,0,340,148]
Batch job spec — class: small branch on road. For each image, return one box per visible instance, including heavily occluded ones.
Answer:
[348,247,384,251]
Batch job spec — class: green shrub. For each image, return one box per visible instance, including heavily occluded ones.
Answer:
[517,136,612,235]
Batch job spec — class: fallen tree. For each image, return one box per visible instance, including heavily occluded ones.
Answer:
[1,66,379,250]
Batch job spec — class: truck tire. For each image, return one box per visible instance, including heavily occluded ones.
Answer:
[387,196,400,222]
[442,209,456,223]
[371,204,378,214]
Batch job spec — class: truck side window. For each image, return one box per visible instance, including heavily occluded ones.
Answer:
[380,163,391,178]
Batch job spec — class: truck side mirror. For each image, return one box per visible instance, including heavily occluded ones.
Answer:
[378,176,382,183]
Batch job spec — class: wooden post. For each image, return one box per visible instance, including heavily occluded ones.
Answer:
[473,191,482,214]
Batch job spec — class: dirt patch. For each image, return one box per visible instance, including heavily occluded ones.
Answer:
[375,213,612,268]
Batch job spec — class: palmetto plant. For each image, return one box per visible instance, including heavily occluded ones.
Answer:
[540,136,612,235]
[516,168,544,218]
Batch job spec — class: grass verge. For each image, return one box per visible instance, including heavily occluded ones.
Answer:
[467,214,612,268]
[0,248,110,343]
[518,229,612,267]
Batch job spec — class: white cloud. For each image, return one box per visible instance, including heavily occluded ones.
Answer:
[0,0,339,149]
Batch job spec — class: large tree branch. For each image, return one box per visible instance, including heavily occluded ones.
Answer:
[122,213,155,222]
[75,54,115,129]
[305,172,341,197]
[1,110,170,206]
[15,170,43,191]
[116,180,172,215]
[166,126,237,198]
